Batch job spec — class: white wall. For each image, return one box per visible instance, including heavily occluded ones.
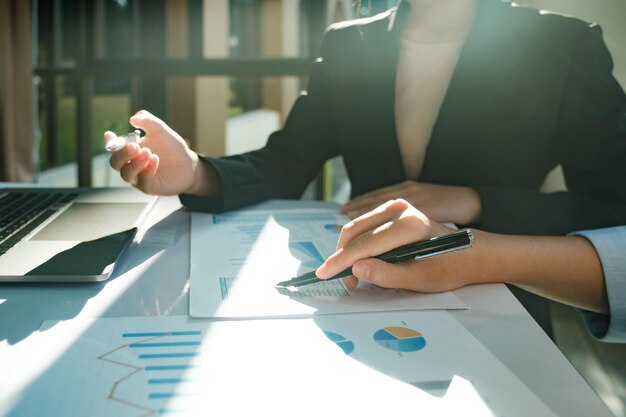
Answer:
[519,0,626,88]
[225,109,280,156]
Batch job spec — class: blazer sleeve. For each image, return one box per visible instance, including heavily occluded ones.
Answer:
[180,32,341,213]
[473,25,626,235]
[571,226,626,343]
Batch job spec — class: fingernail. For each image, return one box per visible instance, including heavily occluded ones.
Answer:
[352,262,370,279]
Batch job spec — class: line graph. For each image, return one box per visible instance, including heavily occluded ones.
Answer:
[96,331,203,417]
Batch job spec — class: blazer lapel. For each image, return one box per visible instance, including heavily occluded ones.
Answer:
[429,1,527,144]
[351,7,407,194]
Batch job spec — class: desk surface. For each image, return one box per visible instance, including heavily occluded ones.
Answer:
[0,196,613,416]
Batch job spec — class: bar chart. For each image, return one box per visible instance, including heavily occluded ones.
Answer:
[97,330,204,416]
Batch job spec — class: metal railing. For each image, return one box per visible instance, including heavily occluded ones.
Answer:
[33,0,327,187]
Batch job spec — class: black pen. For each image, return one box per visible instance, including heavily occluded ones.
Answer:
[275,229,474,288]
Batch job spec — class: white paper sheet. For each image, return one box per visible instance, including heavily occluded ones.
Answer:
[189,207,468,318]
[1,313,556,417]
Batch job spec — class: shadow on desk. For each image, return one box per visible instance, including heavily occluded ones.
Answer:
[0,281,105,345]
[0,208,189,345]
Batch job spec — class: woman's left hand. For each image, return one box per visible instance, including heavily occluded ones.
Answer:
[340,181,481,225]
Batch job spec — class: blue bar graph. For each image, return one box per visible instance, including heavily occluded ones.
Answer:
[129,341,201,348]
[145,365,199,371]
[148,378,199,385]
[159,409,191,415]
[123,331,201,338]
[104,329,205,415]
[139,353,200,359]
[148,393,196,399]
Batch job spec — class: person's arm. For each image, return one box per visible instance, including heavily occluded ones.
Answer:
[474,25,626,236]
[181,27,346,213]
[108,26,344,212]
[106,110,222,197]
[473,230,607,314]
[316,199,608,314]
[339,181,482,225]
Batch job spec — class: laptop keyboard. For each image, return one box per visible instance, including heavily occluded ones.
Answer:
[0,191,78,255]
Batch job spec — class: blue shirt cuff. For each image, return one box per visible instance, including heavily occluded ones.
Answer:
[571,226,626,343]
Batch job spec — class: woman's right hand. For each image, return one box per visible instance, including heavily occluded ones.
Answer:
[316,199,476,292]
[106,110,215,197]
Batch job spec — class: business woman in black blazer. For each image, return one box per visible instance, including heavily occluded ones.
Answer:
[109,0,626,334]
[178,0,626,237]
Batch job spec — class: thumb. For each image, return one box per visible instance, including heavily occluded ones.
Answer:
[129,110,166,135]
[352,259,400,289]
[103,130,117,143]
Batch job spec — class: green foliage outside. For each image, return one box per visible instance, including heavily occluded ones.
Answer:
[38,94,130,171]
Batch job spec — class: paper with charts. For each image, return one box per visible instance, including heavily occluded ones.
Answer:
[0,313,556,417]
[189,207,467,318]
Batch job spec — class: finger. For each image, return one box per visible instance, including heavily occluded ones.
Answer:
[109,142,141,171]
[352,259,420,290]
[342,193,398,216]
[129,109,166,135]
[341,182,411,213]
[336,199,407,250]
[318,199,429,279]
[119,148,153,186]
[317,225,398,279]
[135,154,160,193]
[140,154,159,178]
[104,130,117,146]
[342,275,358,290]
[345,202,383,220]
[147,153,159,175]
[341,191,388,213]
[340,191,384,214]
[345,182,408,205]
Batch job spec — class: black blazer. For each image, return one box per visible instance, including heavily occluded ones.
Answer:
[182,0,626,235]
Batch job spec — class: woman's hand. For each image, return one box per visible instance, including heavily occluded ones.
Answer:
[320,200,609,314]
[318,199,481,291]
[106,110,218,197]
[340,181,481,225]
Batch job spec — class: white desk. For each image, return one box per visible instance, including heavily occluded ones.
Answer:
[0,196,614,416]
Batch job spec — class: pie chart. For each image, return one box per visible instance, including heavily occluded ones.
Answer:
[323,331,354,355]
[373,326,426,352]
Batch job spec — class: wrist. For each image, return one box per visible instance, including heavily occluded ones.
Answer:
[460,229,506,286]
[458,187,481,225]
[185,153,221,197]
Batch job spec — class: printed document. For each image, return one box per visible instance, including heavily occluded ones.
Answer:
[0,313,556,417]
[189,205,467,318]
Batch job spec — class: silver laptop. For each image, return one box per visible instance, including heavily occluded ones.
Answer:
[0,187,156,282]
